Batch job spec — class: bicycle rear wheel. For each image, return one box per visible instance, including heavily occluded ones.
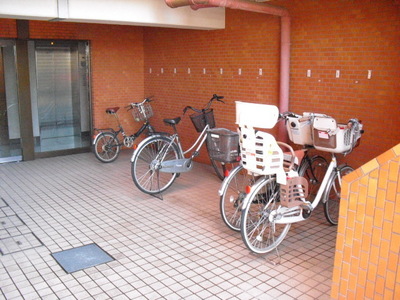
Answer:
[220,165,258,231]
[93,132,120,163]
[240,176,291,254]
[131,136,180,194]
[298,155,328,205]
[324,165,354,225]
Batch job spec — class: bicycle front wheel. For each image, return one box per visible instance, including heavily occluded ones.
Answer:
[220,165,259,231]
[131,136,180,195]
[324,165,354,225]
[94,132,120,163]
[240,176,291,254]
[298,155,328,205]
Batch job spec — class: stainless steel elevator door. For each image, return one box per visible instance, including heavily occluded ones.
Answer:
[33,41,90,153]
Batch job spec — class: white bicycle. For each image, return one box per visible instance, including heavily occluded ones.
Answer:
[219,113,328,232]
[234,102,363,254]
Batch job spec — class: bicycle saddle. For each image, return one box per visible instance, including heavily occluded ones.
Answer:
[106,107,120,114]
[163,117,181,126]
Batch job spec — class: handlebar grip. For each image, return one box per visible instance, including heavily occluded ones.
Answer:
[298,116,311,122]
[212,94,225,104]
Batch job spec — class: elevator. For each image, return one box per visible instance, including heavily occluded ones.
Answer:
[0,39,91,163]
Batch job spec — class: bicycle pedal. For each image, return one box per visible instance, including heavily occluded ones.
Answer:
[300,202,313,219]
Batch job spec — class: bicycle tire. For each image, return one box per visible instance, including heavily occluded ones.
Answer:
[93,132,121,163]
[131,135,180,194]
[323,165,354,225]
[240,176,291,254]
[298,155,328,205]
[220,165,258,231]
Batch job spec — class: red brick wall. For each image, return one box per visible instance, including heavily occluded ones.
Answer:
[283,0,400,168]
[0,19,145,135]
[0,19,16,37]
[143,1,400,167]
[1,0,399,167]
[143,10,281,164]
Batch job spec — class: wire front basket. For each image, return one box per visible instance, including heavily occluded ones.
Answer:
[207,128,239,163]
[190,109,216,132]
[132,102,154,122]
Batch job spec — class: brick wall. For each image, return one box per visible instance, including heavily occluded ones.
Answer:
[0,19,16,37]
[1,1,399,166]
[331,143,400,299]
[143,10,281,164]
[143,1,400,167]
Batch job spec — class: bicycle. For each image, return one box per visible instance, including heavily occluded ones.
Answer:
[234,101,363,254]
[93,97,157,163]
[130,94,240,196]
[219,112,328,232]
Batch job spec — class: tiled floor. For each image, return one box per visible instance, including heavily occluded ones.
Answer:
[0,151,336,299]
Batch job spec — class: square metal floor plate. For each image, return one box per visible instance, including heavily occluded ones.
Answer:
[51,243,114,273]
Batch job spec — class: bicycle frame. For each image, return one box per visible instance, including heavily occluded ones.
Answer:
[241,154,339,225]
[158,124,210,173]
[93,121,152,147]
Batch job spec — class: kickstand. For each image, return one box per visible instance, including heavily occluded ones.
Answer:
[266,245,281,266]
[150,171,163,200]
[151,192,163,201]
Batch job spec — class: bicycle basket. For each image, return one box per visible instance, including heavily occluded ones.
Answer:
[280,176,309,208]
[132,102,153,122]
[312,116,363,154]
[190,109,215,132]
[207,128,239,163]
[286,114,313,146]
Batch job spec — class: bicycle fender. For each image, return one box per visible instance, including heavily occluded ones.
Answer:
[130,134,168,162]
[240,176,268,211]
[218,165,243,196]
[92,132,102,145]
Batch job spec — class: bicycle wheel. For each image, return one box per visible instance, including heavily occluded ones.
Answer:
[94,132,120,163]
[324,165,354,225]
[131,136,180,194]
[298,155,328,205]
[220,165,258,231]
[240,176,291,254]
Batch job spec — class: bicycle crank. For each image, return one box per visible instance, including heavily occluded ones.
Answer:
[160,158,193,173]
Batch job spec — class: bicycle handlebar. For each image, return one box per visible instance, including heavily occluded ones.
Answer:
[125,97,154,110]
[183,94,225,114]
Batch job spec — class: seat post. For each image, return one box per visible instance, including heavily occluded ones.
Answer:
[114,113,122,129]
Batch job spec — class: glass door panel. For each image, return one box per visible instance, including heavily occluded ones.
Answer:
[0,40,22,163]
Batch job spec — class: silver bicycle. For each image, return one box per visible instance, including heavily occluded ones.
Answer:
[130,94,240,196]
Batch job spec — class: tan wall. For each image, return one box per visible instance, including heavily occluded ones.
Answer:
[332,143,400,299]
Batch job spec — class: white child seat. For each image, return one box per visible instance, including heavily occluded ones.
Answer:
[235,101,286,184]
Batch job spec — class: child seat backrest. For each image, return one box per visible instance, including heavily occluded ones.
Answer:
[236,101,279,129]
